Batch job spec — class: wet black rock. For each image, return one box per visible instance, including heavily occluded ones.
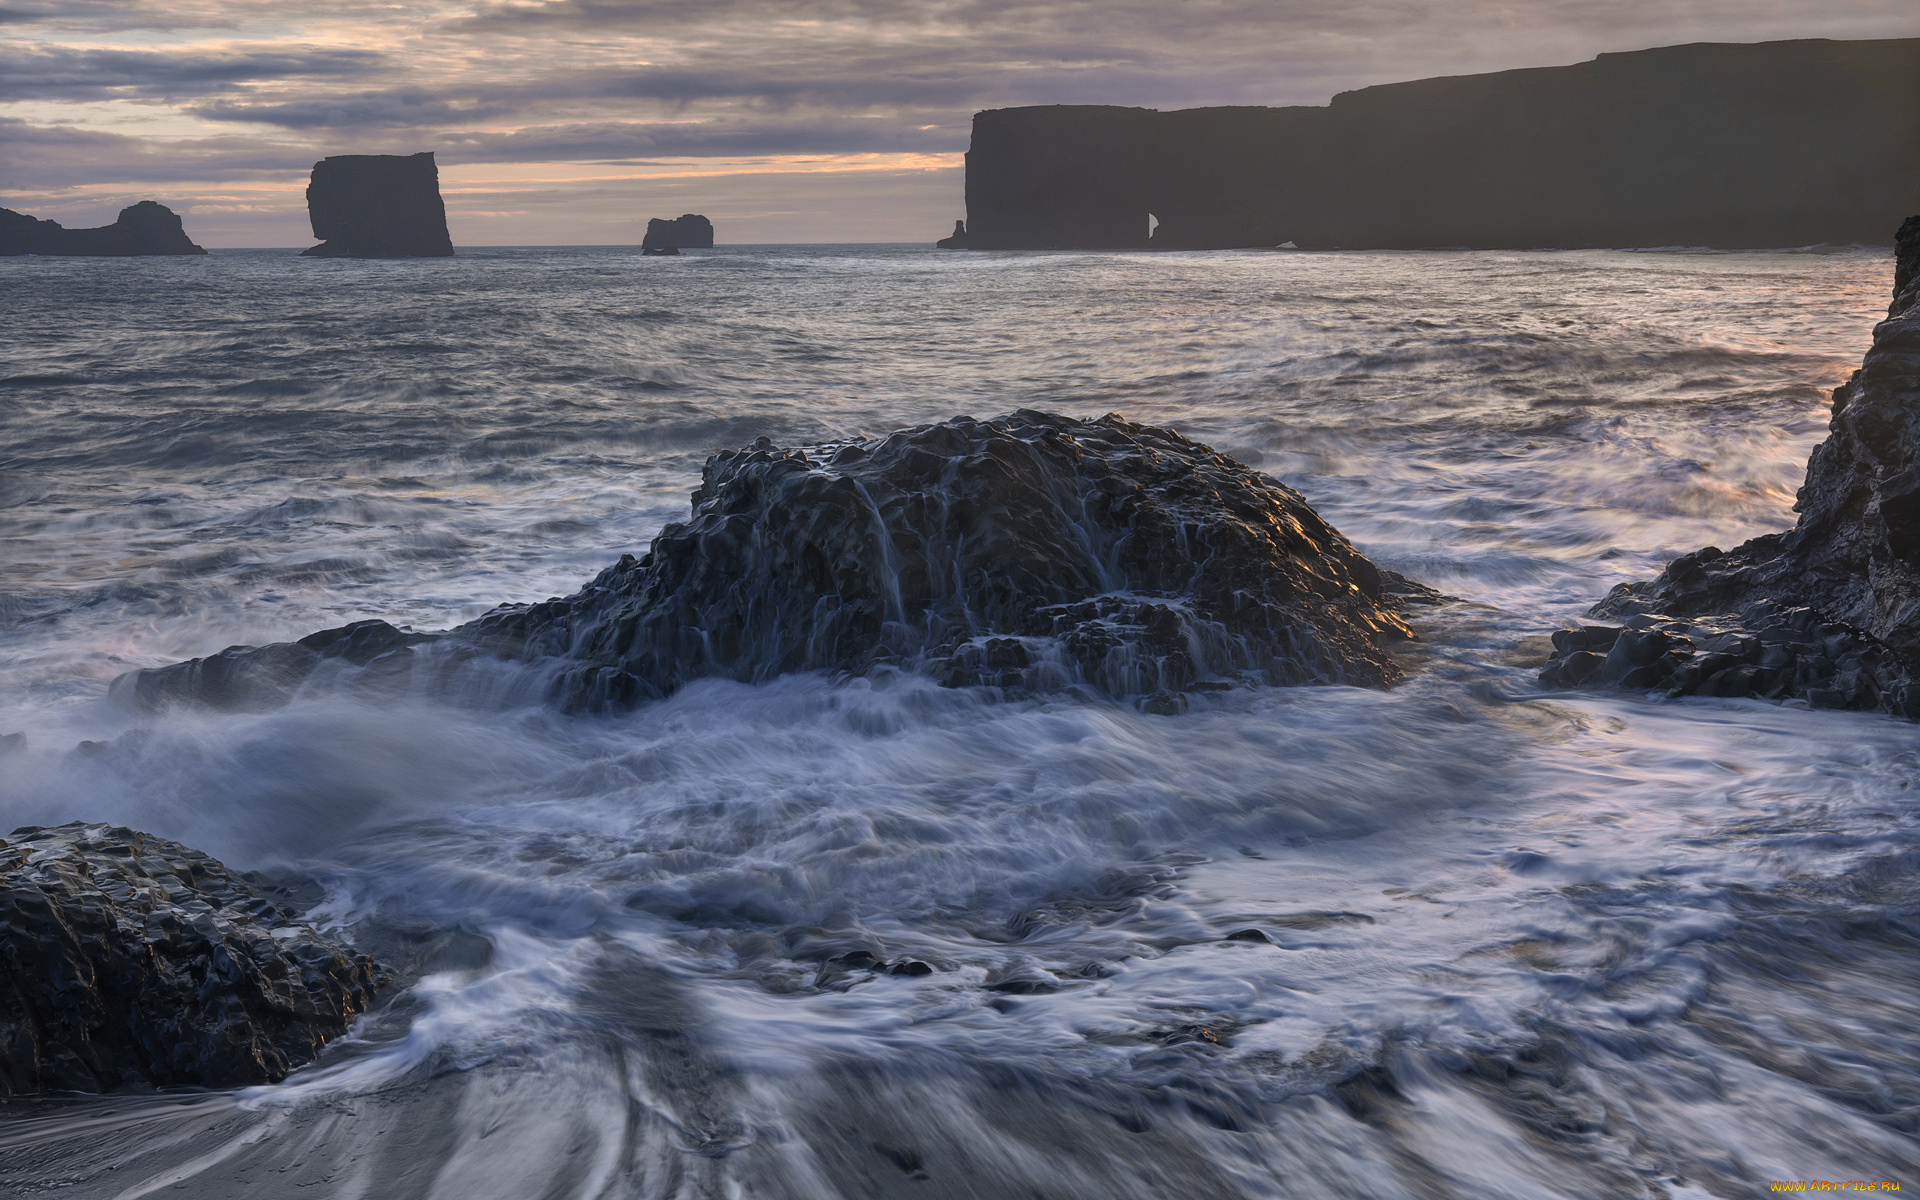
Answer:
[0,202,206,256]
[119,411,1428,712]
[1543,219,1920,715]
[0,823,385,1095]
[641,213,714,253]
[301,152,454,258]
[1538,606,1908,711]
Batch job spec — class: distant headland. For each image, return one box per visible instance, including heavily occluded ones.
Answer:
[0,201,205,257]
[939,37,1920,250]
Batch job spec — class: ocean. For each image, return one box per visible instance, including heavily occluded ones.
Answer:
[2,244,1914,1197]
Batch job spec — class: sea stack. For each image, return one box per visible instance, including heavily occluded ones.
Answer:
[1539,217,1920,714]
[302,152,455,258]
[0,202,206,256]
[641,213,714,254]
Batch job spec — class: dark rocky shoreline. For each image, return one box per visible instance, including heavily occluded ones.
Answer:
[1540,217,1920,714]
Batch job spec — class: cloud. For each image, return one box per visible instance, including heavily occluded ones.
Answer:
[441,117,960,160]
[190,92,513,128]
[0,43,386,102]
[0,117,311,191]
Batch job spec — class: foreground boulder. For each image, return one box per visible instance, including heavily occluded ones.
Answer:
[302,152,455,258]
[118,411,1429,713]
[1541,217,1920,714]
[0,202,206,256]
[641,213,714,253]
[0,823,384,1095]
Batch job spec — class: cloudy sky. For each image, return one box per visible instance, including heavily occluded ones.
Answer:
[5,1,1916,245]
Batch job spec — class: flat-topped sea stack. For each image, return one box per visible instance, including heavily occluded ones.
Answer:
[641,213,713,254]
[0,823,385,1094]
[942,37,1919,250]
[1540,218,1920,714]
[302,152,454,258]
[0,202,205,256]
[116,412,1433,715]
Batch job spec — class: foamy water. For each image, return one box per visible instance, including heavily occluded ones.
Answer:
[1,245,1913,1198]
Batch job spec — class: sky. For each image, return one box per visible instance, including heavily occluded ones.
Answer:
[4,1,1918,246]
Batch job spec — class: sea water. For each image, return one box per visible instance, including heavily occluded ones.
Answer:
[1,245,1914,1198]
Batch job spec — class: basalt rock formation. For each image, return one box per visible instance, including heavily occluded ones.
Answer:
[301,152,454,258]
[116,412,1431,715]
[0,202,206,256]
[1539,218,1920,714]
[641,213,714,253]
[0,823,385,1095]
[943,38,1920,250]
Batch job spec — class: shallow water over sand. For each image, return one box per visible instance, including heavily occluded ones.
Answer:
[2,245,1914,1198]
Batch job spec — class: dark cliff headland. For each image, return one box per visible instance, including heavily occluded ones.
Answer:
[943,37,1920,250]
[303,151,455,258]
[0,201,205,256]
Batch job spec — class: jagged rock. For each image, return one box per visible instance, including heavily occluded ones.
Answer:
[1542,219,1920,715]
[641,213,713,253]
[0,823,385,1095]
[117,412,1431,713]
[301,152,454,258]
[936,219,973,249]
[0,202,206,256]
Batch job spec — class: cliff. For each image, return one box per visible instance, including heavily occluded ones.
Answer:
[302,152,454,258]
[1537,219,1920,714]
[641,213,714,251]
[948,38,1920,250]
[0,201,206,256]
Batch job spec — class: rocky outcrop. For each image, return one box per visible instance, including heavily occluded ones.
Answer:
[641,213,714,252]
[936,220,973,249]
[0,823,385,1095]
[946,38,1920,250]
[1539,218,1920,714]
[301,152,454,258]
[0,202,206,256]
[116,412,1431,714]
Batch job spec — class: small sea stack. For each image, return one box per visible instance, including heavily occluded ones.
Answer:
[0,202,206,256]
[1540,216,1920,715]
[302,151,455,258]
[0,823,385,1095]
[641,213,713,254]
[117,411,1435,715]
[936,219,973,249]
